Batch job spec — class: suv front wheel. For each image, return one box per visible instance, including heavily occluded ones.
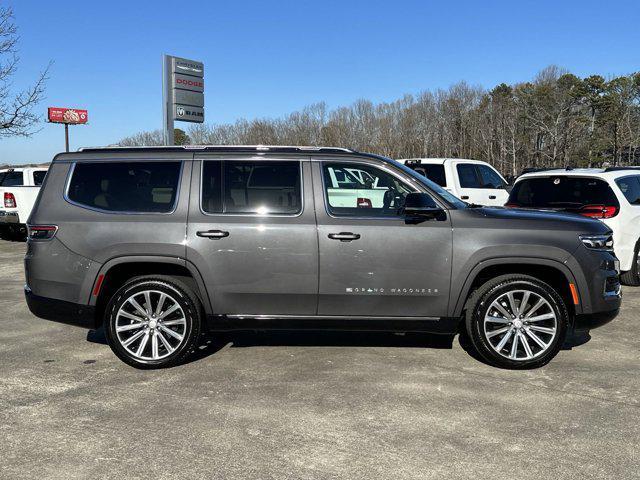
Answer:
[104,276,202,369]
[465,274,568,369]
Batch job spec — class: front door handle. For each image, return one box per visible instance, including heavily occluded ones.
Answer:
[328,232,361,242]
[197,229,230,239]
[461,195,470,200]
[489,195,497,200]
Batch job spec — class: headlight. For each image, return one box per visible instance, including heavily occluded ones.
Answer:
[579,234,614,251]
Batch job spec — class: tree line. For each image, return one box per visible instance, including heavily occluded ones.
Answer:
[118,66,640,176]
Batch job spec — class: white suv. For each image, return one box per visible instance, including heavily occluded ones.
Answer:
[508,167,640,285]
[401,158,510,206]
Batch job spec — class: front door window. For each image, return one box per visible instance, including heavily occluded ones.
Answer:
[323,162,414,217]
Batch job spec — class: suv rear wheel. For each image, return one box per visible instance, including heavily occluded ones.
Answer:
[465,274,568,369]
[620,241,640,286]
[104,276,202,369]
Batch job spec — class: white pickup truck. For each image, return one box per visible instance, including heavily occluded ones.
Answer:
[0,167,49,239]
[401,158,511,206]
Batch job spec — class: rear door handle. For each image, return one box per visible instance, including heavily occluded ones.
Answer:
[197,229,229,239]
[328,232,361,242]
[489,195,497,199]
[461,195,469,200]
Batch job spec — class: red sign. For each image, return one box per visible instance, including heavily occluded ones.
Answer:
[48,107,88,124]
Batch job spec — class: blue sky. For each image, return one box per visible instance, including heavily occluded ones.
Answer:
[1,0,639,164]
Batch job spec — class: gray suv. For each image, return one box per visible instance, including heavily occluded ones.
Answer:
[25,146,621,369]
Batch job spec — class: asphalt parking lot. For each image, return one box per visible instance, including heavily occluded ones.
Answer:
[1,239,638,480]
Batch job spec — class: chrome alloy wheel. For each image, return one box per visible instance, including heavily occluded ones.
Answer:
[115,290,187,361]
[483,289,558,361]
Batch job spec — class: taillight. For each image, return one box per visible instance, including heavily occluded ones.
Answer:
[27,225,58,240]
[4,192,16,208]
[357,197,372,208]
[504,203,519,208]
[579,204,618,219]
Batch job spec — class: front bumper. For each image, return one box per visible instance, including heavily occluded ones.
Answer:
[574,308,619,331]
[25,286,97,329]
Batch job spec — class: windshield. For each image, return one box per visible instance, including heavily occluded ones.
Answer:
[389,158,468,208]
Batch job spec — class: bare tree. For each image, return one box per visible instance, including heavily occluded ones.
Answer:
[0,5,51,138]
[118,129,164,146]
[119,66,640,174]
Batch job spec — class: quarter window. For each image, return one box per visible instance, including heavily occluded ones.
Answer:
[67,161,181,213]
[323,162,414,217]
[201,160,302,215]
[33,170,47,186]
[616,176,640,205]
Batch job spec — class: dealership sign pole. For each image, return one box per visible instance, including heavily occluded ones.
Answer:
[47,107,88,152]
[162,55,204,146]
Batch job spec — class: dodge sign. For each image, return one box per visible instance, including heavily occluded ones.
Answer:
[48,107,88,124]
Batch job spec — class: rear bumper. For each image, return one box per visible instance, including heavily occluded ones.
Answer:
[25,286,97,329]
[0,211,20,224]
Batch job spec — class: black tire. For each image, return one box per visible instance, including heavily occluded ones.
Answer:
[104,276,202,369]
[465,274,568,369]
[620,242,640,286]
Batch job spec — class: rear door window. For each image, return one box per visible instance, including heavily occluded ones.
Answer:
[509,176,619,209]
[456,164,481,188]
[67,161,182,213]
[0,171,24,186]
[201,160,302,215]
[616,176,640,205]
[419,164,447,187]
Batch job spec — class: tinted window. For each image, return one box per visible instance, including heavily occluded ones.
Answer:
[418,164,447,187]
[67,162,181,213]
[323,162,414,217]
[202,161,301,215]
[616,176,640,205]
[0,171,24,186]
[456,164,481,188]
[33,170,47,186]
[477,165,506,189]
[509,177,619,209]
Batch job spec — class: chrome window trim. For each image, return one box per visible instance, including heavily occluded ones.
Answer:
[63,160,184,215]
[318,159,435,221]
[198,158,304,218]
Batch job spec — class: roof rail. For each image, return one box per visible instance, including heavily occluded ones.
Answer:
[603,166,640,173]
[76,145,355,154]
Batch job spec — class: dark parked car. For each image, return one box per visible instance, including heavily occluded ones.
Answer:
[25,146,620,369]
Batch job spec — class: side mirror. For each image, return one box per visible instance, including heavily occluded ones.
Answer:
[402,192,445,221]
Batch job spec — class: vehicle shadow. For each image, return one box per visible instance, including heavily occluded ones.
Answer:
[87,326,590,367]
[87,327,455,364]
[186,330,455,365]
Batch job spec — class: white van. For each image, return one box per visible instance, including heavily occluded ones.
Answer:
[401,158,510,206]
